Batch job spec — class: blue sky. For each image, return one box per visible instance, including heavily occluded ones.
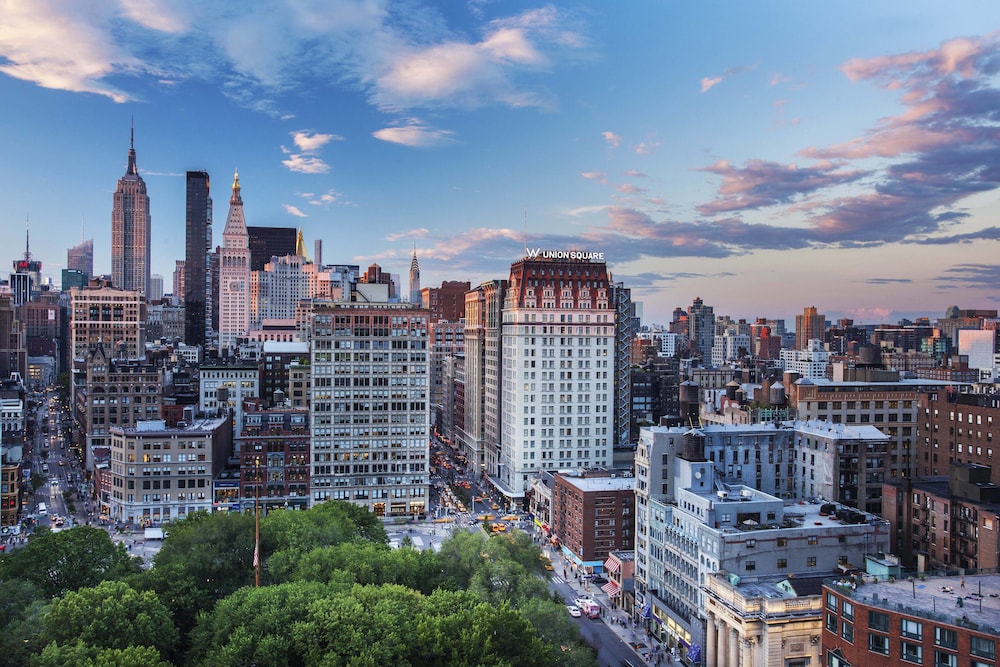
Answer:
[2,1,1000,326]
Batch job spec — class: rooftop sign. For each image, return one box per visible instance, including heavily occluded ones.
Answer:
[525,248,605,261]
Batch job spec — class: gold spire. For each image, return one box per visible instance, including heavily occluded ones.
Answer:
[232,168,240,192]
[296,227,309,261]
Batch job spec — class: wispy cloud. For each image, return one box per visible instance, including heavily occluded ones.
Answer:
[372,118,456,147]
[291,130,342,152]
[700,64,756,93]
[282,154,329,174]
[283,204,307,217]
[0,3,587,116]
[602,131,621,148]
[635,141,659,155]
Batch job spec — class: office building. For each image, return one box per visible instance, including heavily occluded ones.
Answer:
[69,281,146,362]
[199,363,258,433]
[461,279,507,474]
[108,415,231,525]
[429,320,464,430]
[147,274,163,302]
[308,302,430,517]
[111,126,151,296]
[422,281,472,324]
[67,238,94,278]
[218,171,251,353]
[247,226,296,272]
[551,469,635,571]
[184,170,212,348]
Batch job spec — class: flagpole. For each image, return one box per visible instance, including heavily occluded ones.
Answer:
[254,456,261,588]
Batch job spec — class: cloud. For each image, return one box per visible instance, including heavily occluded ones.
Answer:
[700,64,756,92]
[635,141,659,155]
[291,130,342,152]
[696,159,867,216]
[372,119,456,147]
[283,204,307,217]
[0,3,586,115]
[300,189,342,206]
[385,228,430,242]
[935,263,1000,289]
[700,76,723,93]
[616,183,647,195]
[281,155,330,174]
[866,277,912,285]
[624,169,647,178]
[602,131,621,148]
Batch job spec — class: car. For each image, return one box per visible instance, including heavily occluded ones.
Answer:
[593,576,608,585]
[566,605,582,618]
[58,460,65,466]
[573,597,591,608]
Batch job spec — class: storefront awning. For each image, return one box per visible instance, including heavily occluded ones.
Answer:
[602,581,620,596]
[604,557,620,573]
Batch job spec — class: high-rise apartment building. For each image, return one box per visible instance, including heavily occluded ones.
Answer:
[184,170,212,348]
[409,248,420,304]
[67,239,93,278]
[308,302,430,517]
[687,297,715,362]
[218,171,251,353]
[795,305,826,350]
[0,295,27,382]
[111,126,151,296]
[461,280,507,474]
[495,255,617,500]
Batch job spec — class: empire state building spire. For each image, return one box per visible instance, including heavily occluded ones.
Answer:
[111,120,151,296]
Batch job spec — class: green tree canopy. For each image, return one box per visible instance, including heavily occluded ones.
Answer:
[30,641,171,667]
[152,511,255,600]
[0,526,140,598]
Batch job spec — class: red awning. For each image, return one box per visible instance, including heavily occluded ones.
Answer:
[602,581,620,596]
[604,557,620,573]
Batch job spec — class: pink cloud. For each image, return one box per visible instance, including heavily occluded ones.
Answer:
[700,76,722,93]
[602,131,621,148]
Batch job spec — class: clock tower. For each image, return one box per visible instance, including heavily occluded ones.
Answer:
[218,170,250,354]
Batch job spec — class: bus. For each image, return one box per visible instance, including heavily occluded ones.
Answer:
[38,503,47,516]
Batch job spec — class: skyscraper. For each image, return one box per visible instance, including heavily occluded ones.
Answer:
[111,124,151,296]
[67,239,94,277]
[219,170,251,353]
[795,305,826,350]
[184,170,212,348]
[409,248,420,304]
[496,255,617,500]
[687,297,715,362]
[247,226,296,271]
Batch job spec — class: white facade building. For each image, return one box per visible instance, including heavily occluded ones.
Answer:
[218,171,251,353]
[780,338,830,379]
[198,364,258,435]
[496,256,617,499]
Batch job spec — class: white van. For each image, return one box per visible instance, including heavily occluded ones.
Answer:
[38,502,47,515]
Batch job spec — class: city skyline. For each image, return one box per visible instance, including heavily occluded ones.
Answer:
[2,2,1000,325]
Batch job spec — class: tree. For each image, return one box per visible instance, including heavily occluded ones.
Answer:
[39,580,177,659]
[186,581,330,667]
[0,526,140,598]
[125,563,216,656]
[152,511,255,600]
[283,541,444,594]
[30,641,171,667]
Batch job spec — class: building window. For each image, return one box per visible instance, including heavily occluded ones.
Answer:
[869,634,889,655]
[901,642,922,663]
[777,558,787,569]
[807,556,817,566]
[745,560,755,571]
[900,618,922,640]
[827,592,839,612]
[841,600,854,622]
[934,627,956,649]
[826,613,838,632]
[869,611,889,632]
[933,651,956,667]
[971,636,996,660]
[841,622,854,644]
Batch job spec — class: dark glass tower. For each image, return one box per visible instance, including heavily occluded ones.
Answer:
[247,226,296,271]
[184,171,212,347]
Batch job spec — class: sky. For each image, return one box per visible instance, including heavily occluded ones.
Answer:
[2,1,1000,327]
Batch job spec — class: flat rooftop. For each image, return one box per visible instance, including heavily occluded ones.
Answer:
[834,573,1000,635]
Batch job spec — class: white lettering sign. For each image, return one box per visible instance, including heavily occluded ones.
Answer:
[525,248,605,261]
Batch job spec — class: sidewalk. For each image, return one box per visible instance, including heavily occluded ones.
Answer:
[548,548,670,664]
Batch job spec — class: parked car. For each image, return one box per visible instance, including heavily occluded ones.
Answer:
[566,605,582,618]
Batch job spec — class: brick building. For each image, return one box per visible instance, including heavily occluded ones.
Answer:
[551,469,635,573]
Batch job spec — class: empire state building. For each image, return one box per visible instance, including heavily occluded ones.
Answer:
[111,125,151,296]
